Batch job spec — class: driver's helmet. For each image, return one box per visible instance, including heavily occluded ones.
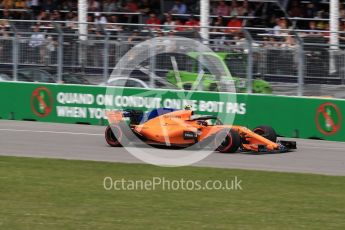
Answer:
[184,105,192,110]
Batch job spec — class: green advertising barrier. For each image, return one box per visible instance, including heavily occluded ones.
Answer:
[0,81,344,142]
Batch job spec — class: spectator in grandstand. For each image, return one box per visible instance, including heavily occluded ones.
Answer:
[210,16,226,49]
[214,1,229,17]
[0,24,9,37]
[338,21,345,43]
[280,35,296,48]
[102,0,119,12]
[174,18,184,31]
[212,16,226,28]
[0,17,9,29]
[304,2,318,18]
[106,14,122,32]
[153,30,166,53]
[211,16,226,32]
[163,30,177,52]
[123,0,139,23]
[304,21,322,36]
[45,35,56,64]
[50,10,61,21]
[235,0,249,16]
[170,0,187,15]
[29,0,41,15]
[1,0,13,9]
[155,29,164,36]
[139,0,153,15]
[340,4,345,20]
[107,14,120,26]
[94,12,107,24]
[265,37,280,47]
[184,0,198,14]
[240,0,252,16]
[339,20,345,31]
[88,0,101,12]
[288,0,303,18]
[41,0,56,12]
[150,0,161,15]
[13,0,27,9]
[37,10,49,20]
[184,15,199,29]
[1,9,12,20]
[91,30,104,67]
[0,23,10,63]
[229,0,240,17]
[316,20,327,30]
[227,15,242,34]
[29,25,46,64]
[272,18,288,36]
[127,30,141,43]
[64,11,73,21]
[65,12,78,29]
[146,13,161,30]
[29,25,45,45]
[168,30,175,37]
[261,36,269,47]
[124,0,138,12]
[87,14,95,33]
[322,23,330,39]
[163,14,175,31]
[232,32,246,47]
[60,0,77,11]
[37,10,52,26]
[108,14,118,25]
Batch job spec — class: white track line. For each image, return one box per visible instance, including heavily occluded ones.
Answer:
[0,128,103,136]
[298,146,345,151]
[0,128,344,151]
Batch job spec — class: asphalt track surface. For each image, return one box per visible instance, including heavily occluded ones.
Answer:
[0,120,344,176]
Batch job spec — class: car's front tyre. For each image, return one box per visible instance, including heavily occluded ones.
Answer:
[253,125,277,142]
[215,129,241,153]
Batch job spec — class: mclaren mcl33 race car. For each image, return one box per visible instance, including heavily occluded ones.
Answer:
[105,108,296,153]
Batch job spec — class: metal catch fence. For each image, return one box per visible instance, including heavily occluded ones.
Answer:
[0,20,345,97]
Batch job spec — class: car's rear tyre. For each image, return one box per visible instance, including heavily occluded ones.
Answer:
[215,129,241,153]
[253,125,277,142]
[105,125,123,147]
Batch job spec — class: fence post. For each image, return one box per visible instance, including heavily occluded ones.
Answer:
[103,32,110,84]
[297,40,304,96]
[12,34,19,81]
[10,22,18,81]
[244,29,253,94]
[342,51,345,84]
[149,35,156,88]
[54,22,63,83]
[138,13,143,24]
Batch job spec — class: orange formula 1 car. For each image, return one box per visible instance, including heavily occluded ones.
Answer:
[105,108,296,153]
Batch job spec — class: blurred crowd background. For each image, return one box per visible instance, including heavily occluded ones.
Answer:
[0,0,342,31]
[1,0,345,97]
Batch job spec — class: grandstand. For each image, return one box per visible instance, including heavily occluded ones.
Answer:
[0,0,345,97]
[0,0,341,29]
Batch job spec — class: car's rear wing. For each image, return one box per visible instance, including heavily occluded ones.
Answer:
[106,111,124,124]
[106,110,144,125]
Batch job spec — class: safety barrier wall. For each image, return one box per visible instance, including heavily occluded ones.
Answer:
[0,82,344,142]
